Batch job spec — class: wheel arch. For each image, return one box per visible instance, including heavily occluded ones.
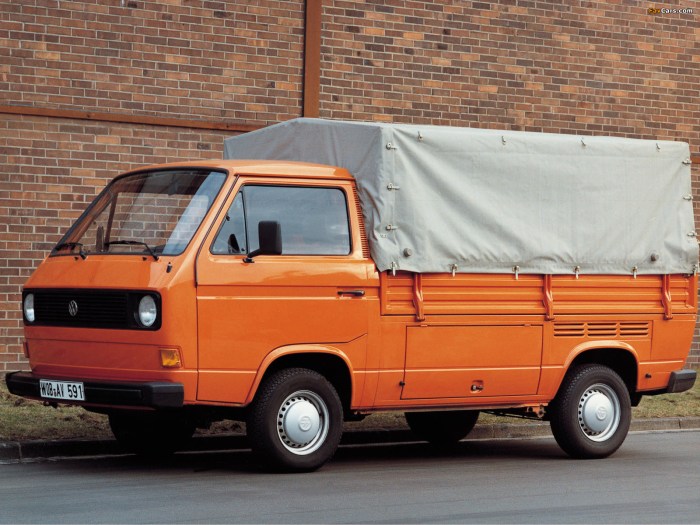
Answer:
[561,342,639,399]
[245,345,354,414]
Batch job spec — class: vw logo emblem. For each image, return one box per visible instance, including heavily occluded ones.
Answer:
[299,415,312,432]
[68,300,79,317]
[596,406,608,421]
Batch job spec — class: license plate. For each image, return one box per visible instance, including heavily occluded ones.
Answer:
[39,380,86,401]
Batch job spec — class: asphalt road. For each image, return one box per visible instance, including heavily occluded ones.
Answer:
[1,431,698,524]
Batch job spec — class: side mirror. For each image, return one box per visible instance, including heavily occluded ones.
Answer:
[243,221,282,263]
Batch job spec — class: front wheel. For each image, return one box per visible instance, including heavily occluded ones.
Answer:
[247,368,343,472]
[549,364,631,459]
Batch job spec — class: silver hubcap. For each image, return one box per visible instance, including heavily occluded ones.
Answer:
[277,390,329,455]
[578,383,621,442]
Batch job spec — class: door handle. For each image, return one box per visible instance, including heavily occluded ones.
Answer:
[337,289,365,297]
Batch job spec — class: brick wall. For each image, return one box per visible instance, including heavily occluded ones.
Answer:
[691,323,700,367]
[1,0,699,369]
[320,1,699,139]
[0,1,304,122]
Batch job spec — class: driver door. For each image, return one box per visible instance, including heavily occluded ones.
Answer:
[195,178,371,404]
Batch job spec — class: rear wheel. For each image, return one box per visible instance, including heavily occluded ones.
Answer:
[549,364,631,459]
[109,411,196,457]
[405,410,479,446]
[246,368,343,472]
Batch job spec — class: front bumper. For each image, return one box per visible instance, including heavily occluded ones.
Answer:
[665,369,697,394]
[5,371,184,409]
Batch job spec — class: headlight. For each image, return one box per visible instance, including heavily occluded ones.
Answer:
[137,295,157,328]
[23,293,35,323]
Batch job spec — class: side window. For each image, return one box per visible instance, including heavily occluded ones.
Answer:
[211,193,247,254]
[212,185,351,256]
[247,185,351,255]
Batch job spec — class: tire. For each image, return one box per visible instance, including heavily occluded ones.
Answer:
[549,364,631,459]
[109,411,196,457]
[246,368,343,472]
[405,410,479,446]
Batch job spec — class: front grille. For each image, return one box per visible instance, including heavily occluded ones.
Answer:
[26,289,160,330]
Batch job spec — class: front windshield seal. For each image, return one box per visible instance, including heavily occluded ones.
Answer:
[104,240,159,261]
[52,168,228,259]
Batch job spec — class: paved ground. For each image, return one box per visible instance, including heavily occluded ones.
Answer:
[0,430,698,523]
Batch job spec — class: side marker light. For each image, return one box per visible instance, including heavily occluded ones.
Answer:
[160,348,182,368]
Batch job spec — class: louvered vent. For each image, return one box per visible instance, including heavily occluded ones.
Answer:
[352,185,370,258]
[554,321,651,338]
[586,323,617,338]
[620,322,650,337]
[553,323,585,337]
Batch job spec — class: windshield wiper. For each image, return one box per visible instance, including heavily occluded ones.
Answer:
[105,240,159,261]
[54,241,87,260]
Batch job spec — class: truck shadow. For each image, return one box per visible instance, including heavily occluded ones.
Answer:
[65,436,567,476]
[331,437,565,464]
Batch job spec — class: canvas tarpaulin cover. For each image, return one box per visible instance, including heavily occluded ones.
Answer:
[224,118,698,276]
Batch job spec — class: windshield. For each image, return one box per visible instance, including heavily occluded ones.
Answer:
[52,169,227,258]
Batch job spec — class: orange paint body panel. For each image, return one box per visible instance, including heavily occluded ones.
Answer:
[402,325,542,399]
[14,160,697,418]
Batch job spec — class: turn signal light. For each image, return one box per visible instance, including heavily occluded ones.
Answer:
[160,348,182,368]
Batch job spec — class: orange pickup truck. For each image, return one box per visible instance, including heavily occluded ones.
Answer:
[6,120,698,472]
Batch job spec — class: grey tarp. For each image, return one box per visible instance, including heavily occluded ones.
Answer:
[224,118,698,276]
